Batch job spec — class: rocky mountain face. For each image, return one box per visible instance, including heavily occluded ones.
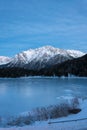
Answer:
[0,46,86,77]
[0,46,85,69]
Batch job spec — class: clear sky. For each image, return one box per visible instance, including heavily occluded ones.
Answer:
[0,0,87,56]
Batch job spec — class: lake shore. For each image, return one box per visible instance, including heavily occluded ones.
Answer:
[0,99,87,130]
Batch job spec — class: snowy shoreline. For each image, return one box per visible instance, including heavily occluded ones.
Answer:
[0,76,87,80]
[0,97,87,129]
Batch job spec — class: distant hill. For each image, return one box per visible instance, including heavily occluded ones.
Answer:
[0,56,11,65]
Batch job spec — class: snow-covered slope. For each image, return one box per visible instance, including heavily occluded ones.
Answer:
[67,50,85,58]
[0,56,11,65]
[6,46,85,70]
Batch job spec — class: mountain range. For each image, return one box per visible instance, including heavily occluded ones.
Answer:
[0,46,86,77]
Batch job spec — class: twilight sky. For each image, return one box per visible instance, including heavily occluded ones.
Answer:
[0,0,87,56]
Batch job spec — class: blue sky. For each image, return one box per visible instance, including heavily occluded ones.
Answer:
[0,0,87,56]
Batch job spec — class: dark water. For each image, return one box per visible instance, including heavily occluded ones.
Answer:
[0,77,87,117]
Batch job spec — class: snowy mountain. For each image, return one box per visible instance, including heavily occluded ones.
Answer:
[5,46,85,70]
[0,56,11,65]
[67,50,85,58]
[0,46,86,77]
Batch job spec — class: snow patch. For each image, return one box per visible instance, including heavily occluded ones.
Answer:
[0,56,11,65]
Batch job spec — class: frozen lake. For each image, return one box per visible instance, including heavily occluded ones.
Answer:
[0,77,87,117]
